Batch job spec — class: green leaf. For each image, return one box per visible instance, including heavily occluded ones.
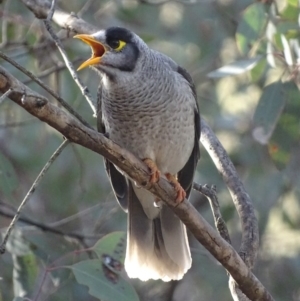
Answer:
[276,21,300,36]
[25,231,78,262]
[0,151,18,198]
[272,21,300,54]
[268,82,300,169]
[25,231,79,286]
[253,81,299,169]
[12,253,38,298]
[71,259,139,301]
[273,23,300,51]
[207,56,263,78]
[250,58,267,82]
[92,231,126,267]
[70,232,137,301]
[236,3,268,55]
[280,0,299,21]
[4,229,38,297]
[252,81,286,144]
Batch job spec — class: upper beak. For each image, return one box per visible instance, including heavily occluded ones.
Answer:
[74,34,106,71]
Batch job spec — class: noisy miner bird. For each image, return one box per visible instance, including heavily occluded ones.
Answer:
[75,27,200,281]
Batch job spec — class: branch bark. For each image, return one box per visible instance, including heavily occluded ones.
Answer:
[0,66,274,301]
[201,122,259,300]
[21,0,97,34]
[201,122,259,268]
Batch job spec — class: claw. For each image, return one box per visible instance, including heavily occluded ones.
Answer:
[165,173,186,203]
[143,158,160,184]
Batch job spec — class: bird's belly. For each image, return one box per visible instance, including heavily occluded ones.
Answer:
[108,113,195,175]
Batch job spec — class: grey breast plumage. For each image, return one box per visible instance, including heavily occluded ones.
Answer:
[76,27,200,281]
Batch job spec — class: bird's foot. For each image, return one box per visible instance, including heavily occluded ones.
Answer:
[143,158,160,184]
[165,173,186,203]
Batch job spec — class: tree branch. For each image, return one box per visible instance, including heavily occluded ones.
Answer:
[0,51,91,128]
[200,121,259,301]
[0,66,274,301]
[20,0,98,34]
[193,183,231,244]
[0,139,69,254]
[201,121,259,268]
[0,204,102,241]
[43,18,97,115]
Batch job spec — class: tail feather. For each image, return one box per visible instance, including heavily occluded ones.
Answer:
[124,184,191,281]
[160,206,191,268]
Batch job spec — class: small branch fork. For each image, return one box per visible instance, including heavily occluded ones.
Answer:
[193,184,251,301]
[193,184,231,244]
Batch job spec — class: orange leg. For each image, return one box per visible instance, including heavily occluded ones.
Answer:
[143,158,160,184]
[165,173,186,203]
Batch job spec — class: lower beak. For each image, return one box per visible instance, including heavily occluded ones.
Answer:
[74,34,106,71]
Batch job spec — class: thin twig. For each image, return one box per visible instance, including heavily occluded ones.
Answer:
[0,139,70,254]
[47,0,57,21]
[0,88,12,104]
[43,20,97,116]
[48,203,102,228]
[77,0,95,18]
[0,119,36,129]
[193,183,231,244]
[10,40,56,60]
[0,0,11,48]
[0,206,102,241]
[0,51,92,129]
[22,58,82,85]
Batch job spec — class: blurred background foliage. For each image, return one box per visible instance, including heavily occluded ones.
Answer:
[0,0,300,300]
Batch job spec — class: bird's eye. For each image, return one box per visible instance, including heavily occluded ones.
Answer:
[108,40,126,51]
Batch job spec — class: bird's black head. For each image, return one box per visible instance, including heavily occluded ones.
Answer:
[105,27,135,48]
[75,27,142,75]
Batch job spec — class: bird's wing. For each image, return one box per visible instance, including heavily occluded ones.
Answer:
[97,84,129,211]
[176,66,201,198]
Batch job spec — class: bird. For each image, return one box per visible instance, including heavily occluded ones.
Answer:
[74,27,200,281]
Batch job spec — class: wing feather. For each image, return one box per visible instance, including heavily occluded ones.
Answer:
[97,84,129,211]
[176,66,200,198]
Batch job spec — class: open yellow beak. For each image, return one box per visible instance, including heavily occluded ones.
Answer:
[74,34,106,71]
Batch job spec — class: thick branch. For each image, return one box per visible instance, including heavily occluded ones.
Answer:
[0,67,273,301]
[201,122,259,269]
[21,0,97,34]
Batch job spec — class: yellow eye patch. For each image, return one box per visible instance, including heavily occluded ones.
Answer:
[114,40,126,51]
[107,39,127,51]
